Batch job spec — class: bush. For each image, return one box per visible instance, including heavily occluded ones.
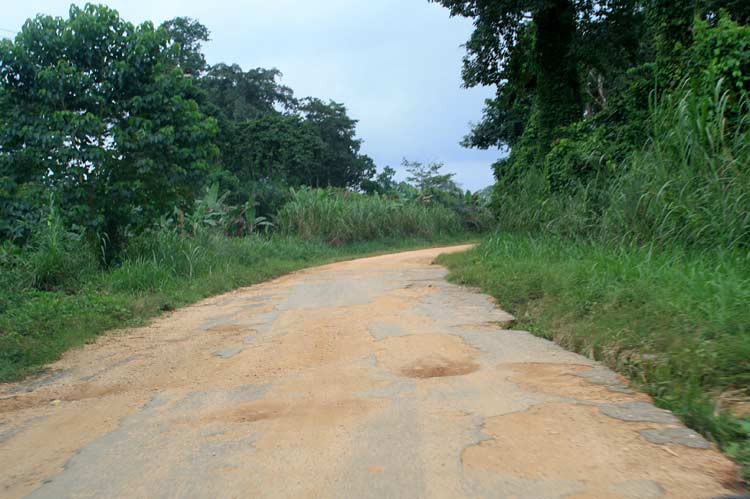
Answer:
[0,206,98,319]
[690,14,750,96]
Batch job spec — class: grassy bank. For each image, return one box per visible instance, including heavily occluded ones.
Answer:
[0,231,470,383]
[438,233,750,478]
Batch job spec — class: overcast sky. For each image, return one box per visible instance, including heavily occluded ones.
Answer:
[2,1,502,191]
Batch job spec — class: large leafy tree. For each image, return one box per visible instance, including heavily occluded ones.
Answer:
[200,63,295,121]
[160,17,210,75]
[223,114,323,187]
[204,68,374,191]
[0,4,219,244]
[436,0,748,164]
[298,98,375,188]
[155,17,375,193]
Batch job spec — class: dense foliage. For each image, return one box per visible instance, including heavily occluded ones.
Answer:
[436,0,750,249]
[0,4,391,252]
[0,3,490,255]
[0,5,218,248]
[436,0,750,478]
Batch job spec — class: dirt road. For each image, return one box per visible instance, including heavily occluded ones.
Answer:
[0,246,740,498]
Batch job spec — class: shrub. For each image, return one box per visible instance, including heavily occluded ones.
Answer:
[690,14,750,96]
[25,210,98,292]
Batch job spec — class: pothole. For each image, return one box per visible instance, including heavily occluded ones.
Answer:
[400,356,478,379]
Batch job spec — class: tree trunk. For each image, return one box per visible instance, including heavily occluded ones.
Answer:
[533,0,582,157]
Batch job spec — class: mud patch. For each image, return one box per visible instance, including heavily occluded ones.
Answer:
[0,382,128,413]
[228,403,285,423]
[400,356,478,379]
[201,398,378,428]
[0,395,39,413]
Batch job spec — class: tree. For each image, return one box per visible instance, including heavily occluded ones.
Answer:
[200,63,294,121]
[160,17,210,75]
[223,113,323,187]
[404,159,458,192]
[433,0,583,159]
[298,98,375,188]
[0,4,218,246]
[361,166,398,195]
[404,159,462,205]
[461,22,536,151]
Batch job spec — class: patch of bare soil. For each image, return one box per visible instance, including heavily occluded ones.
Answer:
[401,356,479,379]
[463,403,738,498]
[507,362,648,404]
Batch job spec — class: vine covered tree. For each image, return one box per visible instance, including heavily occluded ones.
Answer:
[432,0,583,163]
[433,0,749,190]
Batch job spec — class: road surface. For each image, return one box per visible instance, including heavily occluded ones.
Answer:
[0,246,740,498]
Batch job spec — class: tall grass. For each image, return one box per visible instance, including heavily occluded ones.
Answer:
[493,82,750,250]
[605,83,750,248]
[276,188,462,245]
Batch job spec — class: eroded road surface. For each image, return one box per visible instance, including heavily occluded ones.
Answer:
[0,246,741,498]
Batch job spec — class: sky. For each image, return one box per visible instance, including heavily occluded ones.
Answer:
[2,1,503,191]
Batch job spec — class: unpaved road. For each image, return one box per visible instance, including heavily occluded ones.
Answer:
[0,246,741,498]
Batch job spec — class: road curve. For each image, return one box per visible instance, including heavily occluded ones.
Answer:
[0,245,740,498]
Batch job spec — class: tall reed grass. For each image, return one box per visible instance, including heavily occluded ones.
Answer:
[276,188,462,245]
[493,82,750,250]
[605,83,750,248]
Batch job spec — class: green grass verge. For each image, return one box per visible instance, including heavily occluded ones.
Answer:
[0,234,472,382]
[437,233,750,480]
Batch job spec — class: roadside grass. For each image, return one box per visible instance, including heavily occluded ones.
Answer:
[0,232,472,382]
[437,233,750,479]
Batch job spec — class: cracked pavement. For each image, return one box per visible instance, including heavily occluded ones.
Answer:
[0,245,741,498]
